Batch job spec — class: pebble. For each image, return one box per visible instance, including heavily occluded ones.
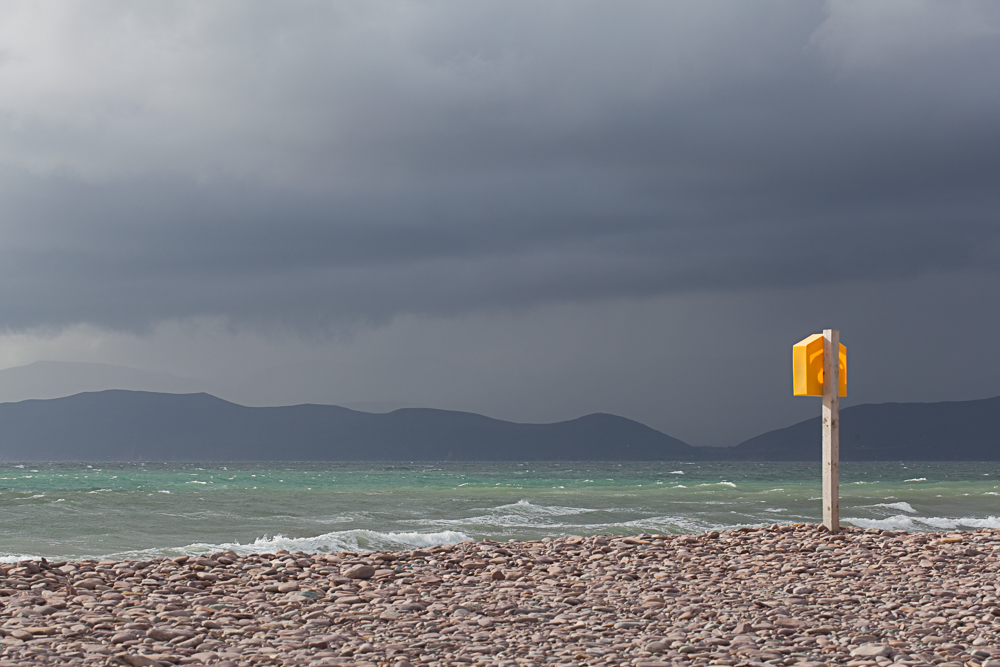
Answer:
[850,642,893,657]
[0,525,994,666]
[344,564,375,580]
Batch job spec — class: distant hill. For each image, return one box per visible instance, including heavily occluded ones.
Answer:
[725,396,1000,460]
[0,361,220,403]
[0,390,703,461]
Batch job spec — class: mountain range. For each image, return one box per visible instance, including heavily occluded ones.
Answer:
[723,395,1000,461]
[0,390,696,461]
[0,389,996,461]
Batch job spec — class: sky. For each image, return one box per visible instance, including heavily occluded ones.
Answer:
[0,1,998,447]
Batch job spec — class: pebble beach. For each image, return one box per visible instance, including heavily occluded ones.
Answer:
[1,524,999,667]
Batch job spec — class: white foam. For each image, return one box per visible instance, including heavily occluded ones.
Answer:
[102,529,471,561]
[670,471,685,475]
[904,478,928,482]
[0,553,41,563]
[695,482,737,488]
[845,514,1000,531]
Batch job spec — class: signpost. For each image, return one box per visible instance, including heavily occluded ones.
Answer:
[793,329,846,532]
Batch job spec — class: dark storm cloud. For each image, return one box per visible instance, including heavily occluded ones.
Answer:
[1,1,998,331]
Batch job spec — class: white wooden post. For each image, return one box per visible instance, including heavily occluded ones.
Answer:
[822,328,840,532]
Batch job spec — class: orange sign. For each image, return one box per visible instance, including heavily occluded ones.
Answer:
[792,333,846,397]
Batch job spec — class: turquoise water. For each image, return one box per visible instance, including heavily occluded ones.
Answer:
[0,461,998,561]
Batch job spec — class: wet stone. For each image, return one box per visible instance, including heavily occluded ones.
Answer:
[344,565,376,579]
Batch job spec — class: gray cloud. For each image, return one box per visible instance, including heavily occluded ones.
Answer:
[0,1,998,332]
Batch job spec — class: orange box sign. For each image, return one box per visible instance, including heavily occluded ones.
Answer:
[792,333,846,397]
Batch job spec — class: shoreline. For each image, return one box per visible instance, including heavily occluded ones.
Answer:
[0,524,997,666]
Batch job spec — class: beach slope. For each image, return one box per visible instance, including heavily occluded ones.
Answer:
[0,526,998,666]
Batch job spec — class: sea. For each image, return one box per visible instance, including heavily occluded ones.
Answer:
[1,461,998,562]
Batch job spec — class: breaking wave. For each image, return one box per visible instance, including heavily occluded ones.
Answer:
[869,502,917,513]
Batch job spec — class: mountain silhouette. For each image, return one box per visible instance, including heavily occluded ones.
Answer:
[725,396,1000,460]
[0,390,701,461]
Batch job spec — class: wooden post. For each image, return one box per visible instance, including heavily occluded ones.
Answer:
[822,328,840,532]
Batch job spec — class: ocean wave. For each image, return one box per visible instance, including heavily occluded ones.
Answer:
[405,498,738,535]
[557,514,729,535]
[429,500,601,529]
[845,514,1000,531]
[500,499,595,516]
[869,502,916,513]
[904,478,928,482]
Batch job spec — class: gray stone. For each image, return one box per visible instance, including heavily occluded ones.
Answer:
[190,652,219,662]
[146,627,186,642]
[118,656,160,667]
[850,643,892,658]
